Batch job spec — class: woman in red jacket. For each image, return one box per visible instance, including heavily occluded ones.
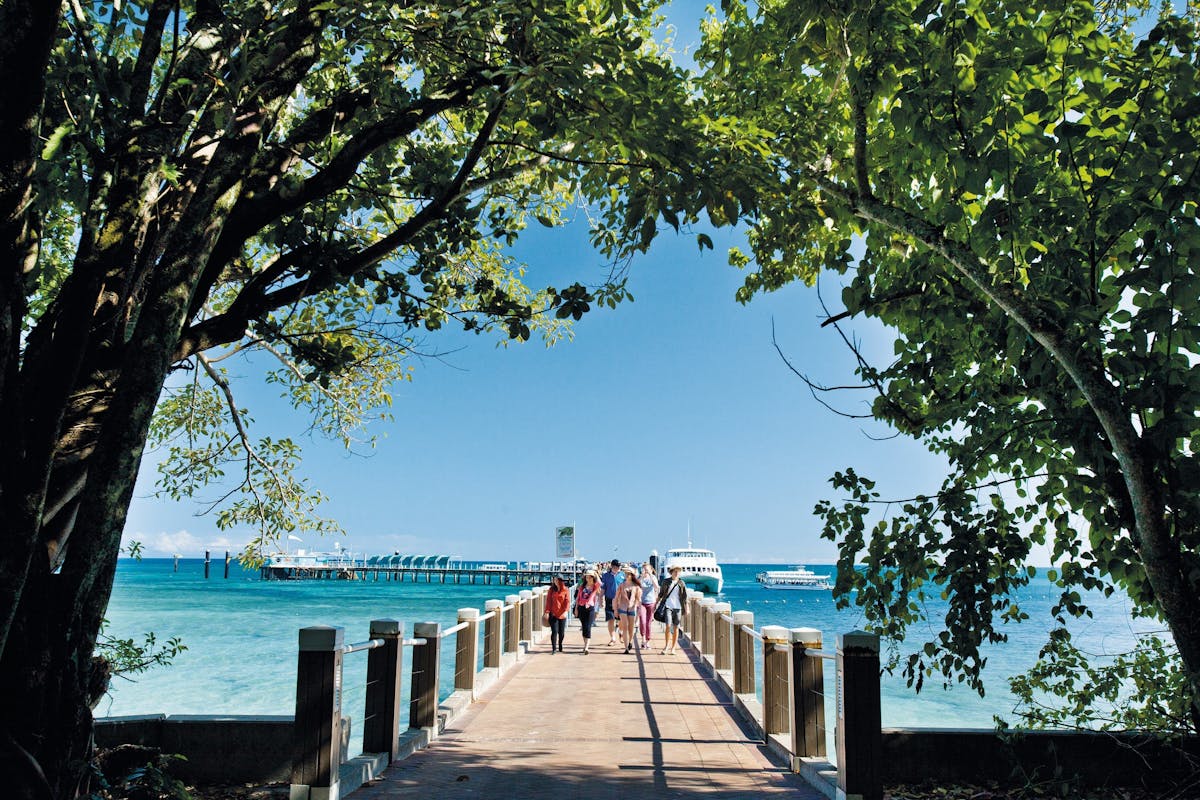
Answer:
[546,575,571,653]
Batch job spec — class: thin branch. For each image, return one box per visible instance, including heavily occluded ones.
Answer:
[853,472,1051,507]
[66,0,111,123]
[196,353,275,526]
[815,278,925,430]
[771,318,874,420]
[820,286,924,327]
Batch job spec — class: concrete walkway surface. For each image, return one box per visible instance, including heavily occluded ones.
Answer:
[354,631,826,799]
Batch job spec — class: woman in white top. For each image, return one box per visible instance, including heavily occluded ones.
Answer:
[637,563,659,648]
[658,565,688,654]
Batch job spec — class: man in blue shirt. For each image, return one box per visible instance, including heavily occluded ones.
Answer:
[601,559,622,645]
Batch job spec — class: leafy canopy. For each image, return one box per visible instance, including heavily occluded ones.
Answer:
[31,0,757,560]
[697,0,1200,728]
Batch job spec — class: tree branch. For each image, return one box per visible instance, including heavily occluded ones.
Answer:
[176,93,509,360]
[804,166,1197,682]
[190,81,486,323]
[126,0,176,115]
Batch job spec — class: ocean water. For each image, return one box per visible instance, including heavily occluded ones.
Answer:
[100,559,1155,755]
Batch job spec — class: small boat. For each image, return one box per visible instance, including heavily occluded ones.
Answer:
[660,543,723,594]
[755,566,832,591]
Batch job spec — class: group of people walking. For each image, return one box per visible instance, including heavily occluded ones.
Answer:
[544,559,688,655]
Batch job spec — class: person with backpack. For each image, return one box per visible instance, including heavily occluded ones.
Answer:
[656,565,688,655]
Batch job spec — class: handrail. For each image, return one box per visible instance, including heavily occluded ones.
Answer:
[769,642,790,654]
[803,648,835,660]
[440,621,469,637]
[292,592,547,800]
[720,613,735,624]
[740,625,763,641]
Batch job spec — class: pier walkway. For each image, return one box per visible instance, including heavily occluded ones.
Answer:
[354,635,825,799]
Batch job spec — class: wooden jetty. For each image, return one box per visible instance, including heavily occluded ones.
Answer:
[287,589,882,800]
[262,565,571,585]
[261,556,582,586]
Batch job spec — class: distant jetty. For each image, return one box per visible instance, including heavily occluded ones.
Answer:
[260,550,589,585]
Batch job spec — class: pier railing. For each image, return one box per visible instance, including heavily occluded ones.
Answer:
[682,590,882,800]
[288,586,549,800]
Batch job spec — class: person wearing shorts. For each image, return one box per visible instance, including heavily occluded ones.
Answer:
[600,558,622,645]
[613,566,643,653]
[658,565,688,654]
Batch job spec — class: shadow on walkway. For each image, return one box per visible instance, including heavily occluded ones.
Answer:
[353,636,825,799]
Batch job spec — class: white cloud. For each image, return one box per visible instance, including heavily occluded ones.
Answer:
[121,528,246,557]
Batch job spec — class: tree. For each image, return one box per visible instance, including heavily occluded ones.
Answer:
[0,1,733,795]
[697,0,1200,728]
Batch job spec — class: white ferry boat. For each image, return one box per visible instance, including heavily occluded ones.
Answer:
[755,566,832,591]
[660,544,723,594]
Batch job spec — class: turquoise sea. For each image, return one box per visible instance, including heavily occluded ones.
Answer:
[101,559,1157,753]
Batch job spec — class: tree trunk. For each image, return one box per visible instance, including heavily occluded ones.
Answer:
[0,0,63,665]
[1,325,181,797]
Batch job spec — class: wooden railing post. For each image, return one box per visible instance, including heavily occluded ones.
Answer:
[363,619,403,761]
[732,611,755,696]
[762,625,790,738]
[531,587,545,637]
[791,627,827,759]
[698,598,716,659]
[518,589,533,644]
[836,631,882,800]
[291,625,343,800]
[409,621,441,732]
[483,599,503,669]
[687,591,703,639]
[713,602,732,673]
[454,608,479,697]
[539,587,549,632]
[504,594,520,657]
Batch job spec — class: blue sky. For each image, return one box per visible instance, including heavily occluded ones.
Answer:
[124,220,949,563]
[121,0,952,563]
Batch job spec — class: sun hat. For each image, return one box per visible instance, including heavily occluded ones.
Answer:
[582,569,599,580]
